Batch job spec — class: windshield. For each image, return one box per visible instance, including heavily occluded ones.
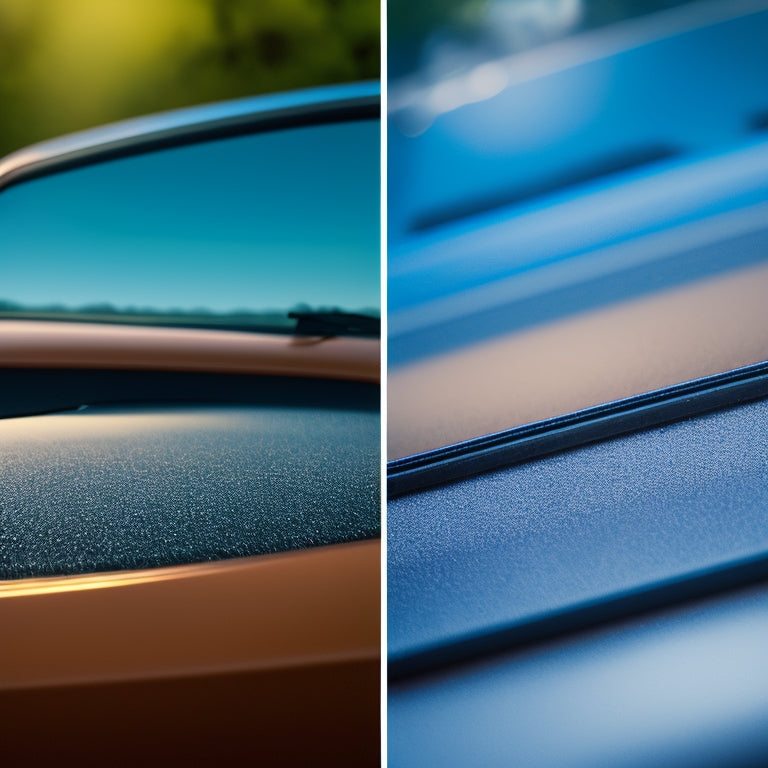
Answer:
[0,118,380,336]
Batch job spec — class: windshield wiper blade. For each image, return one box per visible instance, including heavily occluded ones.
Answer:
[288,311,380,337]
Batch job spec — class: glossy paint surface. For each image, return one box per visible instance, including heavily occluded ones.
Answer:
[0,540,379,764]
[0,539,379,688]
[0,320,380,382]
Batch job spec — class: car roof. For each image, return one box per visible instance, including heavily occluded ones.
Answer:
[0,80,379,194]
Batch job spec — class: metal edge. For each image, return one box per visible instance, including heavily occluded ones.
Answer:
[0,537,380,689]
[389,547,768,681]
[0,82,380,193]
[387,359,768,496]
[0,320,381,383]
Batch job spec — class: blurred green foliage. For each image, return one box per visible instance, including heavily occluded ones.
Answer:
[0,0,379,157]
[388,0,489,44]
[582,0,701,28]
[389,0,702,47]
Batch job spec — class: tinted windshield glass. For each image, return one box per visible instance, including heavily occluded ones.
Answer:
[0,118,379,334]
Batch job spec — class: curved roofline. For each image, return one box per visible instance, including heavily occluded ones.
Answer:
[0,81,379,193]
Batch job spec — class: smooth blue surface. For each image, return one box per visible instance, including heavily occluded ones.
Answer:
[388,397,768,659]
[0,119,379,321]
[388,2,768,361]
[389,581,768,767]
[389,141,768,321]
[389,192,768,365]
[389,4,768,248]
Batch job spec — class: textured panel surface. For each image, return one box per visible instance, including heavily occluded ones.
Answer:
[388,397,768,658]
[0,405,379,578]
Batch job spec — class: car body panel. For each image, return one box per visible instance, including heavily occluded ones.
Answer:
[388,2,768,765]
[0,319,379,382]
[0,539,378,689]
[389,578,768,768]
[388,396,768,662]
[0,540,379,764]
[0,82,381,764]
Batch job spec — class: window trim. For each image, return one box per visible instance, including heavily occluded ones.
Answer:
[0,81,379,194]
[388,358,768,496]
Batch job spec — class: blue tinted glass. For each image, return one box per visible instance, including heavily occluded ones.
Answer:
[1,119,379,330]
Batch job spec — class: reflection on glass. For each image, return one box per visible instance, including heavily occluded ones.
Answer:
[0,119,379,335]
